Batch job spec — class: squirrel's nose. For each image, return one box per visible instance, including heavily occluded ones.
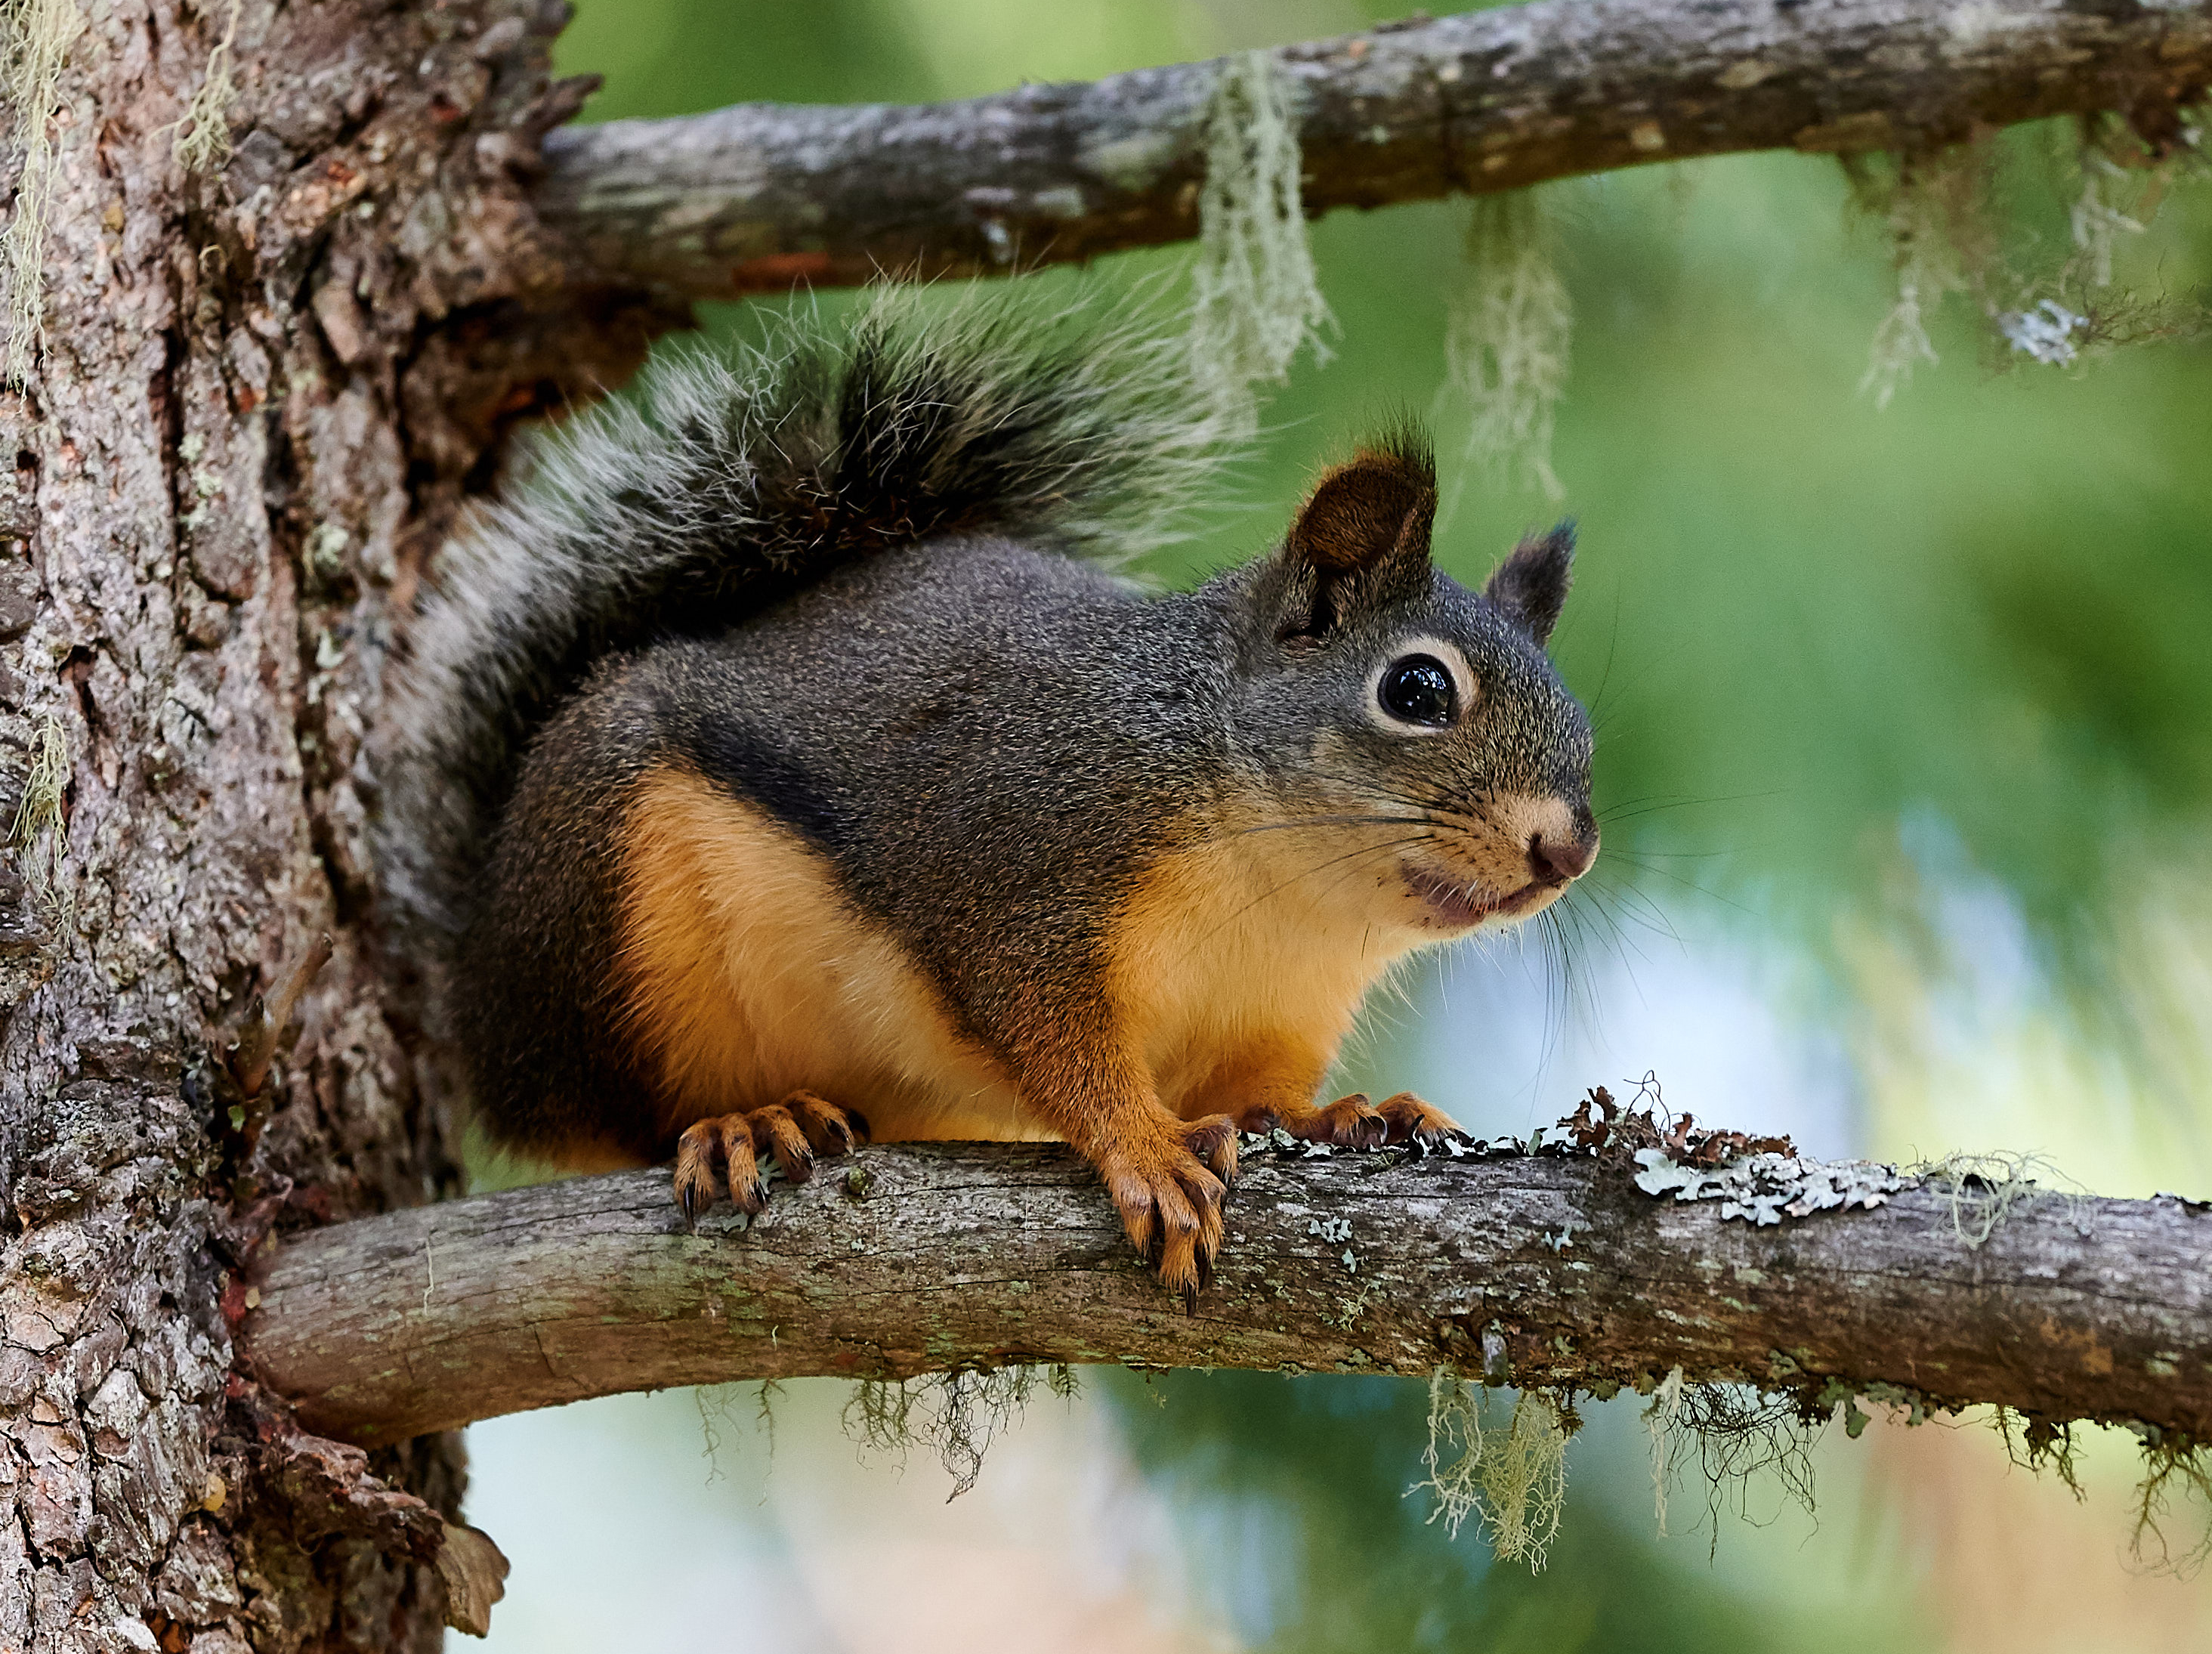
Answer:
[1529,829,1597,886]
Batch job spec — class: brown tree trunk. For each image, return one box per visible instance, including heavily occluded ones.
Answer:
[0,2,671,1646]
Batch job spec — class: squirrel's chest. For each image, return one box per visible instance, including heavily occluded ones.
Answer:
[1105,831,1417,1099]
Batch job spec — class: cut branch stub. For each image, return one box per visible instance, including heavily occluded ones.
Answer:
[535,0,2212,300]
[239,1141,2212,1445]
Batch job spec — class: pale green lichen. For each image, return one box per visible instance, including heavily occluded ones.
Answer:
[171,0,245,174]
[1412,1373,1569,1568]
[2071,149,2147,290]
[1442,189,1571,500]
[1852,120,2210,392]
[1185,49,1329,441]
[1644,1365,1686,1536]
[1630,1130,2078,1251]
[3,0,86,385]
[1632,1145,1908,1225]
[1908,1148,2086,1249]
[10,710,69,922]
[1852,144,1992,409]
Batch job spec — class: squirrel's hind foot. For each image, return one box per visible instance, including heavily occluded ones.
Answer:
[1100,1113,1238,1312]
[672,1090,870,1225]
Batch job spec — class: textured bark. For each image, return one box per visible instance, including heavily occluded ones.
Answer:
[0,1,674,1648]
[239,1145,2212,1447]
[536,0,2212,299]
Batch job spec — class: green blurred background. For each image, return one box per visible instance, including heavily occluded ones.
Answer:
[462,2,2212,1649]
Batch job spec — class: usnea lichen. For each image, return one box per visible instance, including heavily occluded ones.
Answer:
[171,0,246,173]
[10,710,69,921]
[1442,189,1573,499]
[3,0,85,385]
[1412,1373,1571,1568]
[1185,48,1330,439]
[1853,113,2211,400]
[1910,1148,2088,1250]
[1852,143,1992,408]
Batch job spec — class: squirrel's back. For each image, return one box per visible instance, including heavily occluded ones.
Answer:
[378,286,1222,961]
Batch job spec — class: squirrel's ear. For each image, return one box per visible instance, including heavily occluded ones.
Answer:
[1484,521,1575,648]
[1277,434,1436,640]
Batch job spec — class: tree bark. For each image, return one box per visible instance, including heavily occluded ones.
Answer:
[238,1143,2212,1448]
[0,2,672,1648]
[536,0,2212,299]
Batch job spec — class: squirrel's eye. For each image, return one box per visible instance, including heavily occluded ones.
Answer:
[1378,655,1456,727]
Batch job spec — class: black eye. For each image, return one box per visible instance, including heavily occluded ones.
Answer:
[1378,655,1457,727]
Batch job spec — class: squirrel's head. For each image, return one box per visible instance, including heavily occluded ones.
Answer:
[1217,429,1596,941]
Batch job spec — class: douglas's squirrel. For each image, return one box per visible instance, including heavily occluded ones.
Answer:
[380,289,1598,1301]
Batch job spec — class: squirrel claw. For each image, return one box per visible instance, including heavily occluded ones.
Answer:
[1375,1090,1462,1145]
[670,1092,864,1220]
[1310,1093,1389,1149]
[1104,1115,1231,1303]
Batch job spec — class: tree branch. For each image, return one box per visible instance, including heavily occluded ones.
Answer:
[238,1141,2212,1446]
[534,0,2212,300]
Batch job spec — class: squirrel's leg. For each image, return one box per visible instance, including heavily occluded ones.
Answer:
[671,1089,869,1223]
[1016,1032,1236,1307]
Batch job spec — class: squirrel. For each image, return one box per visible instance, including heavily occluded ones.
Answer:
[378,287,1597,1302]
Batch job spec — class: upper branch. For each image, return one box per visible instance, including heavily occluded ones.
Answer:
[239,1141,2212,1445]
[536,0,2212,299]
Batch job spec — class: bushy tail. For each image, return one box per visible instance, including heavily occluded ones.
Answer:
[378,283,1223,949]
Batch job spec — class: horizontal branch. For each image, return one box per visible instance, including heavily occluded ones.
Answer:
[534,0,2212,299]
[238,1141,2212,1445]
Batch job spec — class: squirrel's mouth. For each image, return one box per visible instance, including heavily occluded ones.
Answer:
[1399,861,1541,930]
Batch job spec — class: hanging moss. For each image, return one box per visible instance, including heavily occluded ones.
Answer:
[2,0,85,385]
[1849,117,2210,396]
[10,711,69,923]
[1442,189,1572,500]
[172,0,246,174]
[842,1364,1079,1499]
[1413,1372,1571,1569]
[1185,48,1330,440]
[2130,1430,2212,1577]
[1849,142,1995,408]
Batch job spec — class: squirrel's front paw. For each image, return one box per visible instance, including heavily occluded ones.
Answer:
[1238,1090,1462,1148]
[1373,1090,1461,1145]
[1099,1114,1238,1310]
[672,1090,870,1224]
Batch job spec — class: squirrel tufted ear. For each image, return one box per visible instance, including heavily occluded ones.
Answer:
[1484,521,1576,648]
[1277,431,1436,639]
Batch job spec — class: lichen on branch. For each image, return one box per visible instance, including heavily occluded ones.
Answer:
[1185,48,1330,438]
[1442,189,1572,500]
